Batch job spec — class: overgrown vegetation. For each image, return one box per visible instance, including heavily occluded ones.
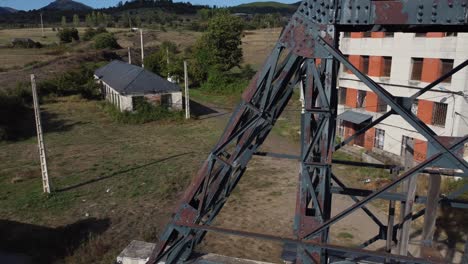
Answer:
[83,26,108,41]
[57,27,80,43]
[0,62,105,141]
[100,100,183,125]
[144,41,183,79]
[93,33,120,49]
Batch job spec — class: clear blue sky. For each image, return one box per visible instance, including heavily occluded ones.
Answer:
[0,0,299,11]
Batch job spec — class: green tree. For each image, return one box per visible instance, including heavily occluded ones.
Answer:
[61,16,67,27]
[135,15,142,27]
[73,14,80,27]
[57,28,79,43]
[91,11,98,26]
[85,14,92,27]
[144,41,180,78]
[202,13,243,71]
[94,33,120,49]
[190,13,243,84]
[97,12,104,26]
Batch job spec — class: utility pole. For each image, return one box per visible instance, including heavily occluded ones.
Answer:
[140,29,144,68]
[184,61,190,119]
[128,47,132,64]
[128,12,132,30]
[167,47,171,81]
[398,141,417,256]
[31,74,51,194]
[40,13,45,38]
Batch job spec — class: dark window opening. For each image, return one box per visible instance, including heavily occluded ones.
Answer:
[415,33,426,37]
[411,58,423,81]
[432,102,448,127]
[343,32,351,38]
[357,90,366,108]
[445,32,458,37]
[382,56,392,77]
[384,32,394,37]
[440,59,454,83]
[363,32,372,38]
[361,56,370,74]
[377,96,388,112]
[161,94,173,107]
[338,87,347,105]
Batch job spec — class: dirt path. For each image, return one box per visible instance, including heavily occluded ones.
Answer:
[190,99,388,262]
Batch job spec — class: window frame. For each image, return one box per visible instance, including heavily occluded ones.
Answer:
[382,56,392,77]
[357,90,367,108]
[431,102,448,127]
[411,57,423,81]
[440,59,454,83]
[374,128,385,150]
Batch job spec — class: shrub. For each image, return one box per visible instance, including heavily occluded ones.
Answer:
[94,33,120,49]
[57,28,80,43]
[0,83,33,141]
[11,39,42,48]
[240,64,256,80]
[101,100,183,124]
[83,27,108,41]
[200,68,249,95]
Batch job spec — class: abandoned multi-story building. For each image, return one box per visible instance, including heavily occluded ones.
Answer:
[337,32,468,163]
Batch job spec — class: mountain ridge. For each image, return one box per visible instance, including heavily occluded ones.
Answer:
[0,6,18,14]
[42,0,93,11]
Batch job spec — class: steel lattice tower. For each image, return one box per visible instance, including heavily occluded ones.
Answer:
[148,0,468,263]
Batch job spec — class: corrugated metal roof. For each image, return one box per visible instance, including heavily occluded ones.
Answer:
[94,60,181,95]
[338,110,372,124]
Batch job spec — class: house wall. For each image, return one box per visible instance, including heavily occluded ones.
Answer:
[100,81,133,111]
[97,78,183,112]
[171,92,183,110]
[338,32,468,163]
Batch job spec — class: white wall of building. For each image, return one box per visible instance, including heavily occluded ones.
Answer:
[171,92,183,110]
[338,33,468,157]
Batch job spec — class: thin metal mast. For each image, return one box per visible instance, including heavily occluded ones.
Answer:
[31,74,51,194]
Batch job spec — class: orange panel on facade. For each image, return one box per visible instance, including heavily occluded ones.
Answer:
[371,32,385,38]
[364,128,376,151]
[414,139,428,162]
[369,56,383,77]
[421,58,441,83]
[349,55,361,73]
[351,32,364,38]
[426,32,445,38]
[417,100,434,125]
[345,88,357,108]
[366,91,378,112]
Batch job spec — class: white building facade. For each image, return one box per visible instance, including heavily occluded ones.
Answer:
[336,32,468,163]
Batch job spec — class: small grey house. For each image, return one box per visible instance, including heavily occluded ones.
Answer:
[94,60,183,112]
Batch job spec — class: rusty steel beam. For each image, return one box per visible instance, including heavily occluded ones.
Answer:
[147,1,468,263]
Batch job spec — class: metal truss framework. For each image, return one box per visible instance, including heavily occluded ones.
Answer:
[148,0,468,263]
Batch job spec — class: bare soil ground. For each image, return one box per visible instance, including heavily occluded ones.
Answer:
[242,28,282,69]
[0,28,200,89]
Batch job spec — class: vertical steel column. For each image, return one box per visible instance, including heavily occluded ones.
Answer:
[295,25,338,263]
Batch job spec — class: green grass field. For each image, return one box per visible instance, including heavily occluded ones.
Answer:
[0,96,222,263]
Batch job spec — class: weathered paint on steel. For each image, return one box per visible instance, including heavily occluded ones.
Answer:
[147,1,468,263]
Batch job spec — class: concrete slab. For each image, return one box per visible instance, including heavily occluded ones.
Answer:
[116,240,156,264]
